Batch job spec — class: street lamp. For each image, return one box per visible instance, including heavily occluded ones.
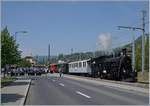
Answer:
[14,31,28,41]
[14,31,28,58]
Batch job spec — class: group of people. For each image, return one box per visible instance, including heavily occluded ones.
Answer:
[2,64,64,78]
[2,66,48,77]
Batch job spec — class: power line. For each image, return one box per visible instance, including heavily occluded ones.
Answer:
[117,10,147,74]
[118,26,141,71]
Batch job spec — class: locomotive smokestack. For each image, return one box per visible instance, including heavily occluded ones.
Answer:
[122,48,127,56]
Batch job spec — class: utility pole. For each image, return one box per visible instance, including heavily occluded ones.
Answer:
[132,32,135,70]
[141,10,146,75]
[70,48,73,62]
[71,48,73,55]
[48,44,50,65]
[118,26,138,71]
[36,55,38,64]
[117,10,146,74]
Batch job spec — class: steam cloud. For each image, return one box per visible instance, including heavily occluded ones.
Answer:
[97,33,112,51]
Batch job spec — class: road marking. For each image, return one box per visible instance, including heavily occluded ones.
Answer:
[52,80,55,82]
[105,85,129,91]
[105,85,118,89]
[59,83,65,86]
[76,91,91,98]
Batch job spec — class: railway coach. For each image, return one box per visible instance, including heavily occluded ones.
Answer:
[68,59,92,76]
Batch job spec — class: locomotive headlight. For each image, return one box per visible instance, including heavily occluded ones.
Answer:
[123,69,126,73]
[103,70,107,73]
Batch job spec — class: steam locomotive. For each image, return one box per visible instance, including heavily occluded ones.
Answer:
[89,49,137,81]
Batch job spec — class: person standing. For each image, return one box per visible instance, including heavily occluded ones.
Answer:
[59,67,63,78]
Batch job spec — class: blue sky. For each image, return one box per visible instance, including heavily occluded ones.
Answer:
[2,1,149,57]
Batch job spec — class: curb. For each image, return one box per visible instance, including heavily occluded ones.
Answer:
[67,74,149,88]
[20,79,31,105]
[64,75,149,94]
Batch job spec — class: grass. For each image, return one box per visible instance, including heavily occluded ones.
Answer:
[137,71,149,83]
[1,76,16,87]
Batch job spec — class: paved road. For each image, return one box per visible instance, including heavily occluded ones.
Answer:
[25,75,149,105]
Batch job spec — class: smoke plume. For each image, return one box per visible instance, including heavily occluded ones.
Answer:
[97,33,112,51]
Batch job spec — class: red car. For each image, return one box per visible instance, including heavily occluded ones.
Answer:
[50,64,58,73]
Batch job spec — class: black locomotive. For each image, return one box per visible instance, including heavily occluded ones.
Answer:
[89,49,137,81]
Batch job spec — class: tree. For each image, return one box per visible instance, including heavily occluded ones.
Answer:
[58,54,64,60]
[145,35,149,71]
[1,27,21,68]
[17,59,32,67]
[135,45,141,71]
[135,34,149,72]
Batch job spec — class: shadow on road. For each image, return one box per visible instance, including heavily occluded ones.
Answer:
[1,93,24,103]
[6,81,29,87]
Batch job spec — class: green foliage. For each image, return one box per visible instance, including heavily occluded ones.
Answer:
[58,54,64,60]
[1,76,16,86]
[135,35,149,72]
[17,58,32,67]
[144,35,149,71]
[135,45,141,71]
[1,27,21,68]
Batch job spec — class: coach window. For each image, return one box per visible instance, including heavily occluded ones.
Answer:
[85,62,86,67]
[76,63,78,67]
[69,64,71,68]
[83,62,85,67]
[71,64,73,68]
[79,62,82,67]
[74,63,75,68]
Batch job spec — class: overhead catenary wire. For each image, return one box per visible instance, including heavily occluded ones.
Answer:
[117,10,147,74]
